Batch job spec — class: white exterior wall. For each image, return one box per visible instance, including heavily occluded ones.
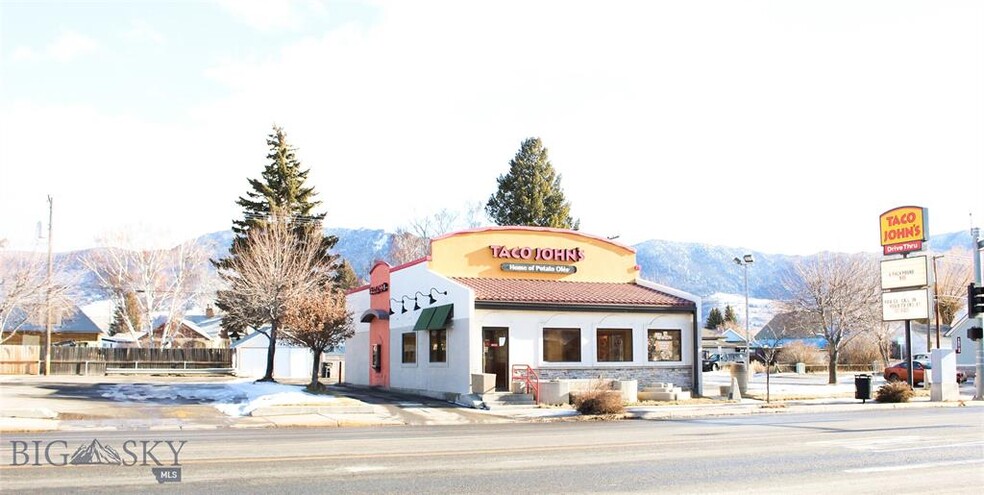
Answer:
[344,265,702,395]
[344,263,477,396]
[387,264,474,396]
[474,309,695,369]
[345,288,371,386]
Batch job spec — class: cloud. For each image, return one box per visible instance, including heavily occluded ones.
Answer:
[10,46,38,62]
[46,30,99,61]
[10,30,99,63]
[215,0,323,32]
[123,19,166,45]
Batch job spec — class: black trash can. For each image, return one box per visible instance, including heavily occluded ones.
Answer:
[855,374,872,403]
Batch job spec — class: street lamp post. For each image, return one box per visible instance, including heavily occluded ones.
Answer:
[733,254,754,364]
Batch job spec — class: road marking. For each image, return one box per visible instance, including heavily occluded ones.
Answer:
[342,465,385,473]
[872,440,984,452]
[845,458,984,473]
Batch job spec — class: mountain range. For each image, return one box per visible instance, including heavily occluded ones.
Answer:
[52,228,976,329]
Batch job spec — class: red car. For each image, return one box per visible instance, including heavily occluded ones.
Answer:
[883,361,967,384]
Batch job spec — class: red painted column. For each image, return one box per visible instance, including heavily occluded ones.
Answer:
[368,262,391,388]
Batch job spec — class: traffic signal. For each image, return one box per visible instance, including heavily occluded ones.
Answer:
[969,284,984,317]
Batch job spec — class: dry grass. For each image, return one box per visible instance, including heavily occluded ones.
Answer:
[876,382,914,403]
[573,390,625,415]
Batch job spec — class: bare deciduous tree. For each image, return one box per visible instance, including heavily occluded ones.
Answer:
[83,228,212,347]
[1,250,77,344]
[281,287,354,391]
[388,206,488,265]
[933,248,974,325]
[216,213,334,382]
[783,253,881,384]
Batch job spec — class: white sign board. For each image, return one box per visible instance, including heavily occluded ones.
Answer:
[882,288,930,321]
[880,256,928,290]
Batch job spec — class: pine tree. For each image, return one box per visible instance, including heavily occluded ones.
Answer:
[724,305,739,324]
[486,137,579,229]
[108,292,142,337]
[334,259,361,291]
[705,308,724,329]
[214,125,338,382]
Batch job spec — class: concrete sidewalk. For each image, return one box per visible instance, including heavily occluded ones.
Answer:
[2,374,982,433]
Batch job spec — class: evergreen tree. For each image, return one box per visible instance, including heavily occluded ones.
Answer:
[334,259,361,291]
[705,307,724,329]
[214,125,338,382]
[724,305,739,324]
[486,137,579,229]
[108,291,142,337]
[226,125,337,257]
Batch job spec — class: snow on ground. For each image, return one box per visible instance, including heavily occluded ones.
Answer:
[98,379,340,417]
[702,371,867,397]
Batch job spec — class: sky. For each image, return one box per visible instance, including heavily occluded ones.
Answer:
[1,0,981,256]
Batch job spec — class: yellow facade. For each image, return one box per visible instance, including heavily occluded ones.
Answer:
[428,226,639,282]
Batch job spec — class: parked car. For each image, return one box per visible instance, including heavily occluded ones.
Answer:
[883,361,967,384]
[702,352,744,371]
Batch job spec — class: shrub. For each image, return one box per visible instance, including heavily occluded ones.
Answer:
[840,334,882,365]
[573,390,625,415]
[778,341,824,365]
[875,382,914,403]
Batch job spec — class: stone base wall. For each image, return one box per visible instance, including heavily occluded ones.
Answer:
[537,366,693,391]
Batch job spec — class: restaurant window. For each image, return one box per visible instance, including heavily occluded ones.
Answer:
[543,328,581,362]
[429,329,447,363]
[597,328,633,362]
[648,329,681,362]
[402,333,416,364]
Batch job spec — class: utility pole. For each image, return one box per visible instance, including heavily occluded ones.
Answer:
[971,227,983,401]
[44,195,53,376]
[932,255,943,349]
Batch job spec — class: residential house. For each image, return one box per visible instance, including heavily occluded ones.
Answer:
[756,311,827,348]
[1,304,102,346]
[140,311,229,349]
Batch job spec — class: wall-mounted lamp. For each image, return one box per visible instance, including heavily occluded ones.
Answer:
[401,295,416,313]
[389,298,401,315]
[426,287,448,304]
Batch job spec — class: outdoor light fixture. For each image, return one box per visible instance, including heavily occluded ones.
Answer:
[426,287,448,304]
[389,298,401,315]
[400,295,415,314]
[733,254,755,364]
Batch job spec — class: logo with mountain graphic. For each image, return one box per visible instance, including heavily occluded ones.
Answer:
[69,440,123,465]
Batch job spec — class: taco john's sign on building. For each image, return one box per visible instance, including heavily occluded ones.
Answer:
[489,244,586,274]
[879,206,928,255]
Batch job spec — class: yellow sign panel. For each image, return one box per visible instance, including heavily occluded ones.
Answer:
[428,227,638,283]
[879,206,928,247]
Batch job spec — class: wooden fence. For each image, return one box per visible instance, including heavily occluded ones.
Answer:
[0,346,233,375]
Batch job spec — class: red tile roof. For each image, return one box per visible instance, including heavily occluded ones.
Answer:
[452,278,694,308]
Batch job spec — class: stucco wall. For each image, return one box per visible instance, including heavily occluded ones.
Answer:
[346,262,476,396]
[474,308,696,390]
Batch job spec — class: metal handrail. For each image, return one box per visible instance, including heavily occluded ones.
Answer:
[511,364,540,404]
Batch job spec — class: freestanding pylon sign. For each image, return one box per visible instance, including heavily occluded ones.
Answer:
[879,206,930,389]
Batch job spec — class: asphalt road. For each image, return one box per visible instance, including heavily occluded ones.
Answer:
[1,408,982,494]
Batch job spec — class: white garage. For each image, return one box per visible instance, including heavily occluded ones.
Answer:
[231,331,314,380]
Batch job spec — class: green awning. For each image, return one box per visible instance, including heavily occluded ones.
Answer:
[413,304,454,331]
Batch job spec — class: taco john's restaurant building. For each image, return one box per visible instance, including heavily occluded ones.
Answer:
[345,227,702,404]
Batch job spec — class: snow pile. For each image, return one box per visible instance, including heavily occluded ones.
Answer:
[98,379,339,417]
[213,382,340,417]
